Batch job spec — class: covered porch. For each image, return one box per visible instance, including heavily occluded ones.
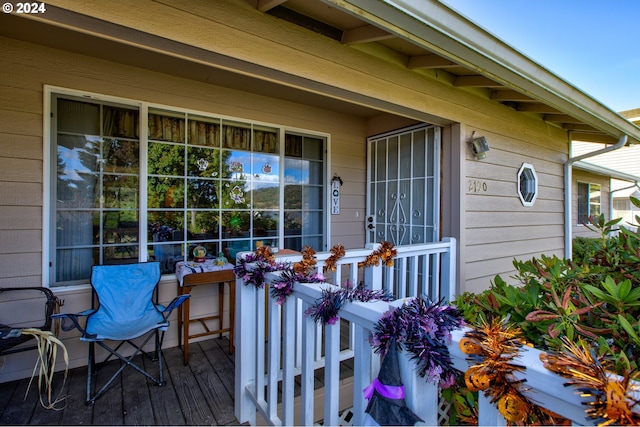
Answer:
[0,339,238,426]
[0,241,629,426]
[233,242,601,426]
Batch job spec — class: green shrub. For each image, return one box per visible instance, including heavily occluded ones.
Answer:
[454,196,640,374]
[572,236,599,264]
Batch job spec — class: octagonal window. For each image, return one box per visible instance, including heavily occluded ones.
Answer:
[517,163,538,207]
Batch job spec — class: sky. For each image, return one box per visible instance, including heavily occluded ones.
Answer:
[440,0,640,113]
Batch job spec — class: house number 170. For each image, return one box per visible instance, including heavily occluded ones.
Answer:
[467,180,488,193]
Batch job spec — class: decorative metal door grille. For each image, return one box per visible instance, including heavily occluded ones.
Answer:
[366,125,440,246]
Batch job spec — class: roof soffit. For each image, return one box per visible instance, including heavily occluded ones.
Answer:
[7,0,640,144]
[311,0,640,144]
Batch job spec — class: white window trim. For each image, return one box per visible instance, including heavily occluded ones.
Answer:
[517,162,538,207]
[43,85,331,287]
[576,181,601,226]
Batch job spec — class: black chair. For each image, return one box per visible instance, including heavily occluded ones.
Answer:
[0,287,58,356]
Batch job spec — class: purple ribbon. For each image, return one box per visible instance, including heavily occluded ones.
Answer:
[363,378,405,400]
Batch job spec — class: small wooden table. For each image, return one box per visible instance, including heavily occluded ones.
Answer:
[176,261,236,365]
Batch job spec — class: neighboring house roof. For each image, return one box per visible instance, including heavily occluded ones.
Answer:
[621,108,640,124]
[573,160,640,184]
[572,140,640,179]
[612,187,640,199]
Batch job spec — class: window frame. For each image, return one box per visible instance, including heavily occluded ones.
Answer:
[517,163,538,207]
[44,86,330,287]
[577,181,601,225]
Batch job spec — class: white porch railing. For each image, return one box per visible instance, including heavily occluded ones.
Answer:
[233,240,594,426]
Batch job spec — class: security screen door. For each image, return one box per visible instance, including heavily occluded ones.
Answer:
[366,125,440,246]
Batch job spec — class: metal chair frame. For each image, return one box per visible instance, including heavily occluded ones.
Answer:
[54,262,189,405]
[0,287,58,356]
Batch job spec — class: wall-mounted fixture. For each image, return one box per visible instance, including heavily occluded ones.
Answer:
[469,132,490,160]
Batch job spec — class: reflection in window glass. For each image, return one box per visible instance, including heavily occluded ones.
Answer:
[222,211,251,237]
[222,121,250,151]
[187,179,219,209]
[254,126,279,153]
[187,211,219,239]
[283,133,325,250]
[53,97,140,283]
[148,177,184,209]
[252,182,279,210]
[104,175,138,209]
[148,142,184,175]
[253,211,278,236]
[577,182,601,224]
[189,116,220,147]
[284,211,302,235]
[187,146,221,178]
[51,93,326,283]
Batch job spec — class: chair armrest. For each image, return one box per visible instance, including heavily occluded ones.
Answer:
[52,309,95,337]
[159,294,190,316]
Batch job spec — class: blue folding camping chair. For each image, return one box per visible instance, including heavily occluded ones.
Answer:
[54,262,189,405]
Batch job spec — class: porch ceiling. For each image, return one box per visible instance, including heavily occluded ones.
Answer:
[0,12,382,120]
[247,0,640,145]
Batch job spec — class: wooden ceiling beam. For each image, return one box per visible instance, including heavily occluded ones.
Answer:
[563,123,605,133]
[407,54,457,69]
[342,25,394,44]
[454,75,503,88]
[491,90,535,102]
[257,0,287,12]
[516,103,562,114]
[543,114,585,124]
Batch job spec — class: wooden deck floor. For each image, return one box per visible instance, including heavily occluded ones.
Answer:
[0,337,240,426]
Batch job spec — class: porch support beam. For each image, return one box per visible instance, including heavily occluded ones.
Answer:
[491,90,536,102]
[256,0,288,12]
[342,24,395,44]
[453,75,502,88]
[407,53,457,68]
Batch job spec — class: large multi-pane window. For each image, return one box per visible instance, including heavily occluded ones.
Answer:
[49,92,327,285]
[283,134,326,250]
[577,181,601,224]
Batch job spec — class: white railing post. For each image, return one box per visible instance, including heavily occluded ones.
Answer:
[351,325,372,426]
[440,237,456,301]
[282,295,296,425]
[478,393,506,426]
[364,243,383,290]
[266,296,281,421]
[324,320,341,426]
[234,241,479,426]
[399,350,440,426]
[234,274,257,425]
[300,299,316,426]
[363,264,383,290]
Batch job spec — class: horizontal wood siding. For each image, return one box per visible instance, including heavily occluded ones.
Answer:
[463,127,567,294]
